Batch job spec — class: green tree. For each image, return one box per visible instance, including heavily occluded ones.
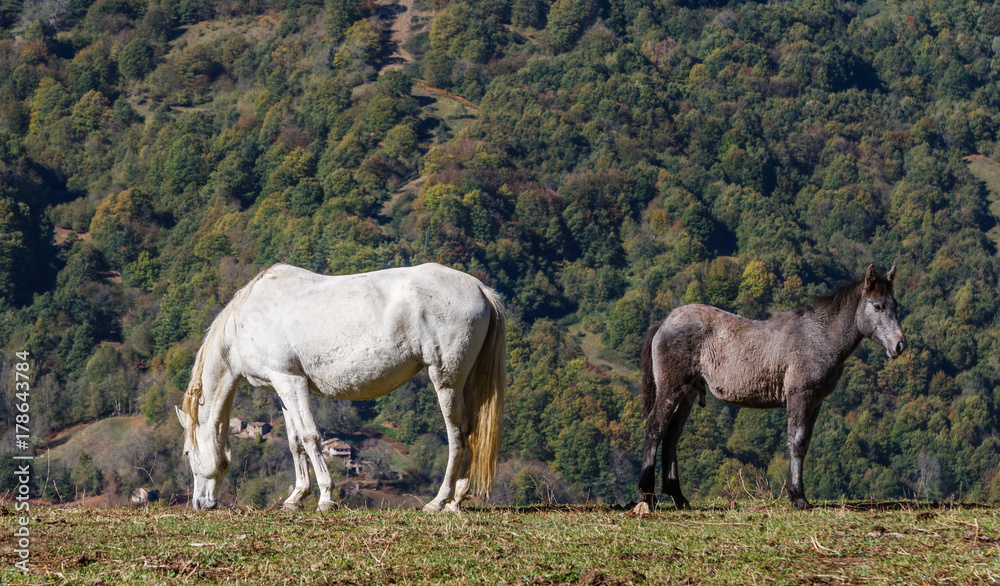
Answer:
[71,452,104,498]
[736,260,776,317]
[333,20,382,69]
[89,189,149,270]
[604,291,649,358]
[28,77,71,135]
[546,0,589,50]
[325,0,358,40]
[512,0,544,29]
[71,90,111,136]
[118,37,156,80]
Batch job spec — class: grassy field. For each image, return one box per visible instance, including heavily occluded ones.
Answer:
[965,155,1000,250]
[2,501,998,584]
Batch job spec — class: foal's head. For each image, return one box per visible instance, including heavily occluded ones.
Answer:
[176,395,231,510]
[856,265,906,358]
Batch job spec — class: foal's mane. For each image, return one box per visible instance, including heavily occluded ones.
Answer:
[800,272,894,316]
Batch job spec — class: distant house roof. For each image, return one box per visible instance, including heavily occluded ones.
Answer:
[240,421,271,437]
[321,439,354,459]
[131,487,159,503]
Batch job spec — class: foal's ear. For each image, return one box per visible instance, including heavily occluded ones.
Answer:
[864,264,877,290]
[886,265,896,282]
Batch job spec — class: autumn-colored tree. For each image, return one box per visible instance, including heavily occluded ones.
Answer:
[71,90,111,136]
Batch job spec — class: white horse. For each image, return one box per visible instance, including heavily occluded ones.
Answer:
[174,263,506,513]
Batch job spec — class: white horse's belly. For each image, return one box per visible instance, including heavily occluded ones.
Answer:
[304,351,424,401]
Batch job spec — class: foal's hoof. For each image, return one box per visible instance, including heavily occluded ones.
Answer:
[632,502,653,515]
[792,498,812,511]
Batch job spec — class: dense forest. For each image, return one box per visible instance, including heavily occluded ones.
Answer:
[1,0,999,508]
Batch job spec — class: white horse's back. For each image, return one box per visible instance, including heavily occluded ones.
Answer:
[233,263,492,400]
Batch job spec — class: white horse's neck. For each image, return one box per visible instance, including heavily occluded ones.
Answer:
[199,370,237,435]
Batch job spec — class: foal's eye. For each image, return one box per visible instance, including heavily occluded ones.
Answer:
[873,303,883,311]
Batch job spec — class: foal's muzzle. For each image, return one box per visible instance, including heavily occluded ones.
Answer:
[886,336,907,359]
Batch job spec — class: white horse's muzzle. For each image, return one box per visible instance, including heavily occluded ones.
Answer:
[193,497,218,510]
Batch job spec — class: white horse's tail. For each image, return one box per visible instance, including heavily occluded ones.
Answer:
[465,285,507,497]
[181,267,269,446]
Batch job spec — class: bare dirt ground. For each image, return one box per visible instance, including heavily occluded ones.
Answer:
[52,226,91,246]
[381,0,434,75]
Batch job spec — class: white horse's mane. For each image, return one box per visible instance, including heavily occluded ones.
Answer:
[181,267,270,447]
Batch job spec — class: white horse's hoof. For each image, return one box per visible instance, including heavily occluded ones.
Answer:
[282,501,304,511]
[422,502,444,513]
[443,503,462,514]
[633,502,652,515]
[317,500,338,512]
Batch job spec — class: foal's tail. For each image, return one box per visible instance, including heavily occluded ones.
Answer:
[465,286,507,497]
[180,268,268,445]
[641,323,661,417]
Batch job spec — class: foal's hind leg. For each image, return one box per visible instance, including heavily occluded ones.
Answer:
[661,397,695,509]
[635,388,682,514]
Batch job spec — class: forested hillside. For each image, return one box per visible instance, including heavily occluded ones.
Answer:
[1,0,999,508]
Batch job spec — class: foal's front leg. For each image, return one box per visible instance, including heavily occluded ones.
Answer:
[786,396,822,510]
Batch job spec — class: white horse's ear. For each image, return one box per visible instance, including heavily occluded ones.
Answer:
[865,264,877,290]
[175,406,190,429]
[886,265,896,282]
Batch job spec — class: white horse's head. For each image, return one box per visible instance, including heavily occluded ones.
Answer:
[176,405,231,510]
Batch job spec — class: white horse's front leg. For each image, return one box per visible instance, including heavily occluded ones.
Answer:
[281,407,312,510]
[275,375,337,512]
[296,418,337,512]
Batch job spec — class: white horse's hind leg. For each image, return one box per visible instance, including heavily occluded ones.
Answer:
[443,449,473,514]
[273,375,336,511]
[424,369,470,513]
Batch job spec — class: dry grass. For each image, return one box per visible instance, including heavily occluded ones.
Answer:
[2,501,998,584]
